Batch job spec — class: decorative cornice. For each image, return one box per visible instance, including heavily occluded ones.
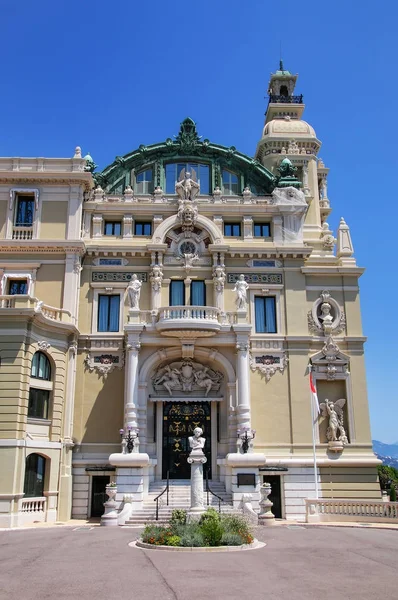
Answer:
[0,241,85,255]
[0,174,93,192]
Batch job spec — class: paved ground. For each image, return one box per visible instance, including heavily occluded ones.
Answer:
[0,525,397,600]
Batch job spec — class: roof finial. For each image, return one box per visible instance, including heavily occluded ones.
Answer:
[279,59,284,71]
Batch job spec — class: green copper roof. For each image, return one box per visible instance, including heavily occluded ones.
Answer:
[95,118,278,195]
[273,60,291,77]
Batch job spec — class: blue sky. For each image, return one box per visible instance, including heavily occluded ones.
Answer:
[1,1,396,442]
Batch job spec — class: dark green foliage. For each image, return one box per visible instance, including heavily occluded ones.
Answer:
[220,532,245,546]
[377,465,398,489]
[180,531,206,547]
[390,484,397,501]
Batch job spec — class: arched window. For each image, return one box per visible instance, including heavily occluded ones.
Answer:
[24,454,46,497]
[165,162,210,195]
[280,85,289,98]
[28,352,52,420]
[135,169,154,194]
[31,352,51,380]
[222,170,239,195]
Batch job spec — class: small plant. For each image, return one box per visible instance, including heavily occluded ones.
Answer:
[170,509,187,528]
[142,525,173,545]
[180,531,206,547]
[390,484,397,502]
[198,507,220,525]
[166,535,181,547]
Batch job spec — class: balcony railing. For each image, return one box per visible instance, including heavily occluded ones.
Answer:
[0,295,73,324]
[268,94,303,104]
[12,226,33,240]
[159,306,220,321]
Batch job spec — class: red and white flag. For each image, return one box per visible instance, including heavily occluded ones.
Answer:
[309,369,320,414]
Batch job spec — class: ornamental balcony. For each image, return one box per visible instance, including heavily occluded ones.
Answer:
[268,94,303,104]
[0,295,74,325]
[12,226,33,240]
[154,305,236,337]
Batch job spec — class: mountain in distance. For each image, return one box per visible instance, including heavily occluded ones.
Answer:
[373,440,398,469]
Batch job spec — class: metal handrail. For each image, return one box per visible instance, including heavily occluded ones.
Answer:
[205,469,230,514]
[154,471,169,520]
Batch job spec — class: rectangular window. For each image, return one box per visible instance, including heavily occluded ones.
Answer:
[254,223,271,237]
[224,223,241,237]
[28,388,50,419]
[254,296,277,333]
[104,221,122,236]
[15,195,34,226]
[8,279,28,295]
[98,295,120,332]
[191,280,206,306]
[134,222,152,236]
[170,280,185,306]
[135,169,154,194]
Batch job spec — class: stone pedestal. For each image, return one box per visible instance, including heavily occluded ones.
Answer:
[101,486,118,527]
[258,482,276,526]
[328,440,344,453]
[188,450,207,518]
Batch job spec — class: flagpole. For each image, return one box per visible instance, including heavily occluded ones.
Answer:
[309,364,319,500]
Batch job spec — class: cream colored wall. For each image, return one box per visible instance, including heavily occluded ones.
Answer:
[73,353,124,444]
[320,466,380,499]
[40,201,68,239]
[0,331,29,439]
[35,264,65,308]
[250,369,291,446]
[284,271,307,335]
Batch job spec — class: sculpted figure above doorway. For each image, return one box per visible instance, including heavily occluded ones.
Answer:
[152,359,223,397]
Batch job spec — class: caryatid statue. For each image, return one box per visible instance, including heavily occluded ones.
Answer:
[127,274,142,309]
[233,274,249,310]
[176,170,200,202]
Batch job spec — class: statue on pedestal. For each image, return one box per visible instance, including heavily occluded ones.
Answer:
[127,274,142,309]
[188,426,206,452]
[234,274,249,310]
[187,427,207,513]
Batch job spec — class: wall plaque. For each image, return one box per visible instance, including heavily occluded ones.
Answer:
[237,473,256,487]
[92,272,147,283]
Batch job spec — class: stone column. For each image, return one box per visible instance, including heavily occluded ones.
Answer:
[236,341,251,432]
[302,161,311,196]
[125,340,141,430]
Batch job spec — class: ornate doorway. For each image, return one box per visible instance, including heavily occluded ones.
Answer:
[162,402,211,479]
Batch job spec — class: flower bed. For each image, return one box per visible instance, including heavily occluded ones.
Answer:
[141,508,254,548]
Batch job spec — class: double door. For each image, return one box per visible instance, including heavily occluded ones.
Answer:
[162,402,211,479]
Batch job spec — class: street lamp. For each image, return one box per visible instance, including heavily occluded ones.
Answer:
[237,427,256,454]
[119,426,139,453]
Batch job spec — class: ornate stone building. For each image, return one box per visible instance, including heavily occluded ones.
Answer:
[0,63,379,526]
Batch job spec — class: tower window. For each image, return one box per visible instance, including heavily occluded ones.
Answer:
[222,170,239,195]
[280,85,289,97]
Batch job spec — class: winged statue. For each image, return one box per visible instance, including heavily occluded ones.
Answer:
[319,398,348,444]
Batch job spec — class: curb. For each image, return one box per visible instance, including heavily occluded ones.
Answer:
[130,538,266,552]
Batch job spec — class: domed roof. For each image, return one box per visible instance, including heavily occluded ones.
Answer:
[263,117,316,138]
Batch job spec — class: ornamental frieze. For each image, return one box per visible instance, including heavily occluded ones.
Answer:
[92,272,147,283]
[249,352,288,381]
[227,273,283,284]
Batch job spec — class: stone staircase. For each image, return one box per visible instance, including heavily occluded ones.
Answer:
[124,479,237,525]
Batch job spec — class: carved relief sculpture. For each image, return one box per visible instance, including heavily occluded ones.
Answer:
[213,266,225,311]
[249,352,288,382]
[150,265,163,310]
[233,274,249,310]
[127,274,142,309]
[152,359,223,397]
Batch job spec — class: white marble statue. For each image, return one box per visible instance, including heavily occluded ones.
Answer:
[193,367,214,397]
[150,266,163,292]
[233,274,249,310]
[153,365,180,396]
[127,274,142,309]
[319,302,334,330]
[213,266,225,293]
[320,398,347,443]
[188,427,206,451]
[176,170,200,202]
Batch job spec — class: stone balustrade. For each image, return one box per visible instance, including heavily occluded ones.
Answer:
[159,306,220,321]
[12,226,33,240]
[305,498,398,523]
[0,296,73,324]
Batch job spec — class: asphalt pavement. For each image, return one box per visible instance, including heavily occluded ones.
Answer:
[0,525,396,600]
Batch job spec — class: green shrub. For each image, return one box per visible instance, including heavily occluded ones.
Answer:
[220,532,245,546]
[198,507,220,525]
[200,517,223,547]
[170,509,187,528]
[166,535,181,547]
[180,531,206,547]
[390,484,397,502]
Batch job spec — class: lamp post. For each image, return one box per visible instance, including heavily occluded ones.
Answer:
[119,426,139,453]
[237,427,256,454]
